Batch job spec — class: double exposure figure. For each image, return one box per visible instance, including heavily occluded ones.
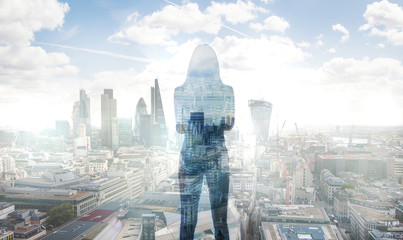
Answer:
[174,44,235,240]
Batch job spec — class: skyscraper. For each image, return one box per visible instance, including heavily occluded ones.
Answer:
[72,101,80,137]
[150,79,167,147]
[101,89,117,149]
[248,100,272,144]
[134,97,148,135]
[79,89,91,136]
[118,118,132,147]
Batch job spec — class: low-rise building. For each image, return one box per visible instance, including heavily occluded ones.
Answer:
[0,203,14,220]
[369,229,403,240]
[231,172,255,193]
[349,204,399,240]
[258,204,331,226]
[15,169,88,189]
[34,136,66,152]
[87,159,108,175]
[320,169,343,202]
[260,222,343,240]
[315,154,386,179]
[14,224,45,240]
[107,169,144,199]
[72,177,130,205]
[0,229,13,240]
[9,209,46,225]
[0,187,97,216]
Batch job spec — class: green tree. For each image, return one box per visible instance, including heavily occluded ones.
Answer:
[341,183,355,190]
[47,202,75,227]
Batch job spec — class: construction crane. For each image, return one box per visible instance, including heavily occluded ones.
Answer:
[282,156,321,206]
[294,123,304,154]
[276,120,287,149]
[279,123,316,206]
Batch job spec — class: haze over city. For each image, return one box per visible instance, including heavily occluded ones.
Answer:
[1,0,403,132]
[1,1,403,240]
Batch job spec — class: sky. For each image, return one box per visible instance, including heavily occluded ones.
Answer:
[1,0,403,133]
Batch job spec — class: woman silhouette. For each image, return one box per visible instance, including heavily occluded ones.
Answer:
[174,44,235,240]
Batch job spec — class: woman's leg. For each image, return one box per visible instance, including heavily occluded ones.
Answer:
[207,168,230,240]
[179,166,203,239]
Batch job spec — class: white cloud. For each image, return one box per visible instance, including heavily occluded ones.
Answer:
[315,34,324,47]
[109,4,220,45]
[359,0,403,45]
[212,35,307,70]
[297,41,311,48]
[109,1,266,45]
[250,16,290,33]
[320,57,403,85]
[0,0,78,129]
[332,23,350,42]
[206,0,267,25]
[0,0,76,85]
[327,48,336,53]
[0,0,69,46]
[0,46,78,84]
[316,56,403,125]
[377,43,386,48]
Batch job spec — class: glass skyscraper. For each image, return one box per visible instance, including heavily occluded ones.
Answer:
[248,99,272,144]
[101,89,117,149]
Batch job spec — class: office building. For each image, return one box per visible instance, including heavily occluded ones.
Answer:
[315,154,387,179]
[349,204,399,240]
[87,159,108,175]
[320,169,344,202]
[150,79,168,147]
[135,80,168,147]
[248,100,272,144]
[118,118,132,147]
[34,136,66,152]
[0,202,14,220]
[107,169,144,199]
[134,97,148,136]
[231,172,255,193]
[15,169,89,189]
[0,230,13,240]
[72,177,130,206]
[55,120,70,138]
[101,89,117,149]
[74,137,90,157]
[72,101,80,137]
[260,222,343,240]
[0,188,97,216]
[71,89,92,138]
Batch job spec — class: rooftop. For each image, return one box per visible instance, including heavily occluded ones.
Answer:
[261,205,329,222]
[14,224,40,234]
[351,205,397,223]
[318,154,377,160]
[3,188,91,200]
[260,222,342,240]
[115,218,142,240]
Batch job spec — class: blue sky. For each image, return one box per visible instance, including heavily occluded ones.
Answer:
[1,0,403,131]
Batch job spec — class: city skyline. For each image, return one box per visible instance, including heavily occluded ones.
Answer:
[1,0,403,131]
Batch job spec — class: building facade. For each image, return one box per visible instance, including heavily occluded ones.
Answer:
[101,89,117,149]
[248,100,272,144]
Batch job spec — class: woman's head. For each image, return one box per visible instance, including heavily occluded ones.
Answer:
[187,44,221,82]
